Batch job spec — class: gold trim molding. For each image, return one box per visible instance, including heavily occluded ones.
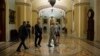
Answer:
[74,2,89,7]
[32,10,39,14]
[66,10,72,14]
[16,2,31,6]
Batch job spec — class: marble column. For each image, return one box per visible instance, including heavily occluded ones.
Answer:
[32,10,39,26]
[66,10,73,35]
[15,2,31,29]
[74,2,89,38]
[26,3,32,26]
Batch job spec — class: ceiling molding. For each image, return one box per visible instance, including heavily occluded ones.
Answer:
[37,5,51,11]
[36,5,67,12]
[32,10,39,14]
[16,2,31,6]
[54,5,67,11]
[74,2,90,7]
[66,10,72,14]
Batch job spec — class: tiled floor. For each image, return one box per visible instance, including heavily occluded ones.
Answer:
[0,33,100,56]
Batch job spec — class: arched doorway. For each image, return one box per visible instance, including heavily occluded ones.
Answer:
[39,7,65,33]
[0,0,6,41]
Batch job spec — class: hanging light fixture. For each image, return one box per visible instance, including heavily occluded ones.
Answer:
[48,0,56,7]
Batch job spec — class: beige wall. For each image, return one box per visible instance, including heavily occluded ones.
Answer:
[74,3,89,37]
[95,0,100,42]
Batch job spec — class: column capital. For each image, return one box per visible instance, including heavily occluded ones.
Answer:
[74,2,89,7]
[66,10,72,14]
[32,10,39,14]
[16,2,31,6]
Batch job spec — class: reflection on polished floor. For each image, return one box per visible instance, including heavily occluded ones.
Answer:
[0,33,100,56]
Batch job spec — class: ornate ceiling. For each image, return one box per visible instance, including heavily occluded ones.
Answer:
[15,0,89,18]
[16,0,73,11]
[16,0,89,11]
[31,0,72,11]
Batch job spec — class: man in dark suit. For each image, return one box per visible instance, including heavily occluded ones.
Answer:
[34,21,42,47]
[26,21,31,38]
[16,21,28,52]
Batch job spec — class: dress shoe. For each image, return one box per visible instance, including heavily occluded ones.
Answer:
[25,47,28,49]
[38,45,41,47]
[16,50,21,52]
[48,45,52,47]
[35,45,38,47]
[54,44,58,47]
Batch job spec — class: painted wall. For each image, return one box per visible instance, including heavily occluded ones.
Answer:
[95,0,100,42]
[5,0,16,41]
[9,0,15,10]
[9,0,16,31]
[89,0,94,9]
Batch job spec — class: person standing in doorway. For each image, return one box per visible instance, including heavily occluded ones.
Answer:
[26,21,31,38]
[87,8,94,41]
[16,21,28,52]
[34,21,42,47]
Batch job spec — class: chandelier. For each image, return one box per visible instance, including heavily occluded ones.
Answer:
[48,0,56,7]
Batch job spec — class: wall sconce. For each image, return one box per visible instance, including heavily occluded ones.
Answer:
[48,0,56,7]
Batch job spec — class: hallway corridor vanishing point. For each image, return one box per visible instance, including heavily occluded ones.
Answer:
[0,33,100,56]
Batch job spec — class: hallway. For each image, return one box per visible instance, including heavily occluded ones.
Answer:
[1,0,100,56]
[0,34,100,56]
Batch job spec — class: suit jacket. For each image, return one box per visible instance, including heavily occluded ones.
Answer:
[35,24,42,37]
[18,25,28,39]
[26,24,31,30]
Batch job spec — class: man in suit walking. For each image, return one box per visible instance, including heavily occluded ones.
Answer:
[16,21,28,52]
[26,21,31,38]
[34,21,42,47]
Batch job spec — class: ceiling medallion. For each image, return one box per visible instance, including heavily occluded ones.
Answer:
[48,0,56,7]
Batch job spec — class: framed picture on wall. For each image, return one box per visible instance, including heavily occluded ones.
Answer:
[9,9,15,24]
